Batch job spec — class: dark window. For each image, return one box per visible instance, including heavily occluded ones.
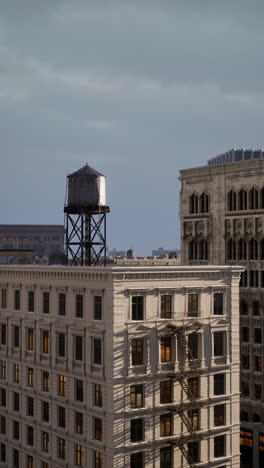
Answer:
[214,435,225,458]
[240,300,248,315]
[214,293,223,315]
[94,451,103,468]
[188,333,198,359]
[0,442,6,462]
[242,327,249,342]
[13,392,20,411]
[214,374,225,395]
[253,301,260,316]
[1,289,7,309]
[27,425,34,446]
[255,355,262,371]
[59,293,66,316]
[58,333,66,357]
[75,336,83,361]
[1,324,6,345]
[214,404,225,426]
[189,240,198,260]
[238,188,247,210]
[254,328,262,344]
[75,411,83,434]
[131,452,144,468]
[13,420,19,440]
[58,406,66,428]
[43,292,49,314]
[27,328,34,351]
[227,239,236,260]
[94,383,102,407]
[0,361,6,379]
[249,187,259,210]
[240,271,248,287]
[131,339,144,366]
[42,401,49,422]
[160,337,171,362]
[93,338,102,365]
[227,190,236,211]
[42,371,50,392]
[27,396,34,417]
[0,388,6,407]
[255,384,262,399]
[160,380,173,404]
[188,441,200,463]
[199,192,209,213]
[130,384,144,408]
[58,375,66,397]
[57,437,65,459]
[94,296,102,320]
[75,379,83,401]
[188,294,199,317]
[131,418,144,442]
[0,416,6,434]
[189,193,199,214]
[242,381,250,397]
[14,290,20,310]
[214,332,225,356]
[161,295,172,319]
[187,377,199,399]
[76,294,83,318]
[241,354,249,369]
[42,330,49,354]
[94,417,102,441]
[42,431,49,452]
[160,446,172,468]
[132,296,144,320]
[238,238,247,260]
[160,414,172,436]
[188,408,199,430]
[28,291,34,312]
[14,326,20,348]
[13,448,19,468]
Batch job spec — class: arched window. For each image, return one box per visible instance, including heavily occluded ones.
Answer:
[238,239,247,260]
[189,240,198,260]
[199,240,208,260]
[227,239,236,260]
[199,193,209,213]
[227,190,236,211]
[261,187,264,209]
[260,239,264,260]
[240,300,248,315]
[189,194,198,214]
[249,238,258,260]
[249,187,259,210]
[238,188,248,210]
[252,301,260,316]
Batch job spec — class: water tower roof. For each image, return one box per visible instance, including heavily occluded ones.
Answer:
[69,163,104,177]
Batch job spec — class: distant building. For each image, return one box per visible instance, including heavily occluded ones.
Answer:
[152,248,177,258]
[0,249,33,265]
[108,248,127,258]
[0,225,64,257]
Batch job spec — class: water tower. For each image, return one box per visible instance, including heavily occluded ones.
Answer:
[64,164,110,266]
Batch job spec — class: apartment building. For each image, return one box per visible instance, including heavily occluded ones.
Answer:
[0,263,241,467]
[179,154,264,467]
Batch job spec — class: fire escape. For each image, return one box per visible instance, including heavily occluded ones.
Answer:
[166,322,203,467]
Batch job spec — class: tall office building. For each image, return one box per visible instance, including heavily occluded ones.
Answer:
[179,151,264,467]
[0,263,241,467]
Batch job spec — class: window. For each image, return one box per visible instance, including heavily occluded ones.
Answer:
[94,296,102,320]
[188,441,200,463]
[249,238,258,260]
[240,300,248,315]
[93,338,102,365]
[57,437,65,459]
[75,335,83,361]
[160,337,171,362]
[58,333,66,357]
[27,455,33,468]
[27,425,34,446]
[227,190,236,211]
[0,360,6,379]
[214,374,225,395]
[238,238,247,260]
[254,328,262,344]
[199,192,209,213]
[132,296,144,320]
[214,404,225,426]
[242,327,249,342]
[13,420,20,440]
[227,239,236,260]
[188,408,199,430]
[188,333,198,360]
[214,293,223,315]
[0,388,6,407]
[75,411,83,434]
[187,377,199,399]
[238,188,247,210]
[214,435,225,458]
[214,332,225,357]
[0,416,6,434]
[188,294,199,317]
[13,363,20,383]
[160,380,173,404]
[1,289,7,309]
[27,396,34,417]
[255,355,262,371]
[94,417,102,441]
[161,295,172,319]
[1,324,6,345]
[27,328,34,351]
[0,443,6,462]
[28,291,34,312]
[131,418,144,442]
[249,187,259,209]
[249,270,259,288]
[76,294,83,318]
[160,446,172,468]
[241,354,249,369]
[160,413,172,437]
[130,384,144,408]
[14,326,20,348]
[13,392,20,411]
[75,443,83,466]
[42,401,49,422]
[242,381,250,397]
[131,338,144,366]
[131,452,144,468]
[94,451,103,468]
[13,448,19,468]
[58,406,66,428]
[253,301,260,316]
[94,383,102,407]
[43,292,49,314]
[27,367,34,387]
[59,293,66,316]
[189,240,198,260]
[42,462,49,468]
[42,431,49,452]
[190,193,199,214]
[42,371,50,392]
[255,384,262,399]
[75,379,84,401]
[42,330,49,354]
[58,375,66,397]
[14,290,20,310]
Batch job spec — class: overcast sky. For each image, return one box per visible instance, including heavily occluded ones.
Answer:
[1,0,264,255]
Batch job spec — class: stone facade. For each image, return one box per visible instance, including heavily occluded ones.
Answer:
[0,264,241,467]
[180,158,264,467]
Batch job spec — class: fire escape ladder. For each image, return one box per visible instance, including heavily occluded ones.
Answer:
[178,441,195,467]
